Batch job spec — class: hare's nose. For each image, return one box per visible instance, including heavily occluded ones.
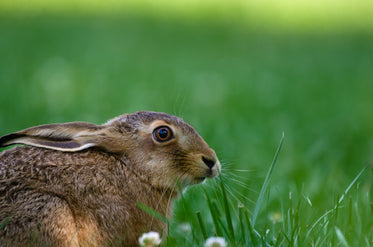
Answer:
[202,156,216,169]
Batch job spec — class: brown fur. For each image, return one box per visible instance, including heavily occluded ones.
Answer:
[0,111,220,246]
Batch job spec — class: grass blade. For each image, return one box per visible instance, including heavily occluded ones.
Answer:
[238,204,247,245]
[335,226,350,247]
[205,190,223,237]
[219,177,236,245]
[244,208,258,246]
[196,211,208,240]
[304,165,367,243]
[252,132,285,227]
[137,202,169,224]
[338,166,367,204]
[213,201,230,237]
[0,217,11,230]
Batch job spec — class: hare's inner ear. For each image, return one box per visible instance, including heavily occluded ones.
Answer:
[0,122,106,152]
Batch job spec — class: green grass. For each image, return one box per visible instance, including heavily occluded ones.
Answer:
[166,138,372,246]
[1,1,373,246]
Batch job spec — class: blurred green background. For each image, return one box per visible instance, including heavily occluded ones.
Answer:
[1,0,373,228]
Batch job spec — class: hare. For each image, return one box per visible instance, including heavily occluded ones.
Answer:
[0,111,220,246]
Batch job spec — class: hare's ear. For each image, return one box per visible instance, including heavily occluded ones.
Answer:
[0,122,121,152]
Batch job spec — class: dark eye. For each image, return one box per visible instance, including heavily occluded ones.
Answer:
[153,126,174,142]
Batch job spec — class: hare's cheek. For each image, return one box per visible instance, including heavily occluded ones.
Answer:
[187,166,208,179]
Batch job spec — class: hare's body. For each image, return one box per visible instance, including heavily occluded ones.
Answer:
[0,111,220,246]
[0,147,170,246]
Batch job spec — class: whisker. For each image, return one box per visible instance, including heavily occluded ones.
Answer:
[229,169,253,173]
[222,174,258,194]
[166,179,179,219]
[149,183,170,230]
[220,184,241,219]
[225,182,256,205]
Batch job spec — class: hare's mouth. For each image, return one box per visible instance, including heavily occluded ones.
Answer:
[193,170,218,183]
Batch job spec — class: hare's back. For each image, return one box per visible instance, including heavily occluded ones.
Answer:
[0,146,123,198]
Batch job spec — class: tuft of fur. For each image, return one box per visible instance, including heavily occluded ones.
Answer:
[0,111,220,246]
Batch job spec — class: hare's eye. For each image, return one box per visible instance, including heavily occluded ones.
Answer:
[153,126,174,142]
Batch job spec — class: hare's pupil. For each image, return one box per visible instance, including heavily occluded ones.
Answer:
[153,126,173,142]
[158,128,168,139]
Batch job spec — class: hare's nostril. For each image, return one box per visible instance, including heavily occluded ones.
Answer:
[202,156,215,169]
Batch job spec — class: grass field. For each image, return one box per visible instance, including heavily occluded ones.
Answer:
[1,1,373,246]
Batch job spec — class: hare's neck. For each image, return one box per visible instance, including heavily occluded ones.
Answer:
[115,155,179,217]
[115,154,154,185]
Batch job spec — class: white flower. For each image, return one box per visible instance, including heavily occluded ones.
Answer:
[138,231,161,247]
[205,237,227,247]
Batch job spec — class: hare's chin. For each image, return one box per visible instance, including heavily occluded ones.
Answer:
[192,171,219,184]
[194,177,206,183]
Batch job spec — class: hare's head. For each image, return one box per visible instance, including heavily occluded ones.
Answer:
[0,111,220,189]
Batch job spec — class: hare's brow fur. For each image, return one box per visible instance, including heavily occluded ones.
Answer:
[107,111,199,136]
